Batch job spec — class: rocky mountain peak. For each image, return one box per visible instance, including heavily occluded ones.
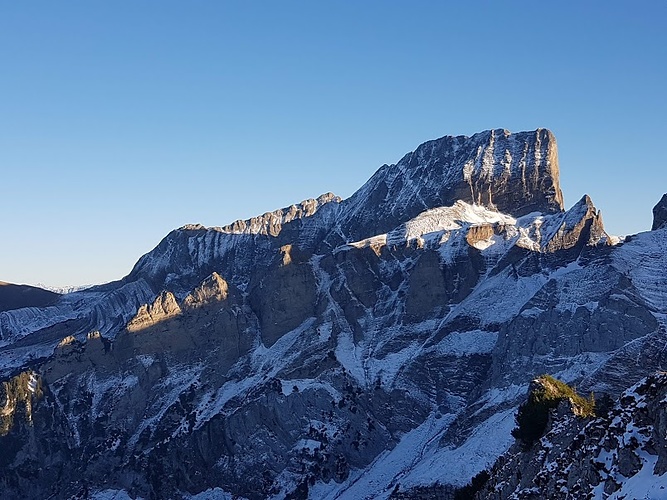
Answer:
[652,193,667,230]
[126,129,568,292]
[541,194,608,252]
[126,290,181,332]
[183,272,229,308]
[335,128,565,244]
[443,127,564,215]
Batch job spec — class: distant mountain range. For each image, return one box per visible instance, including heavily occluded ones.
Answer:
[35,284,94,295]
[0,128,665,499]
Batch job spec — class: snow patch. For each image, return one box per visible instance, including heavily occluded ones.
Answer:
[185,487,245,500]
[475,384,527,414]
[280,379,341,401]
[90,490,138,500]
[310,413,457,500]
[606,452,667,499]
[27,372,38,394]
[434,330,498,356]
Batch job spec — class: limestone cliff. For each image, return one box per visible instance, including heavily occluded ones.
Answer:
[126,290,182,332]
[652,193,667,230]
[332,128,564,246]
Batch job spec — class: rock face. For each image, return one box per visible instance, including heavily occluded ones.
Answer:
[330,128,564,246]
[0,129,665,499]
[652,193,667,230]
[126,290,182,332]
[183,272,229,308]
[220,192,342,236]
[0,370,42,436]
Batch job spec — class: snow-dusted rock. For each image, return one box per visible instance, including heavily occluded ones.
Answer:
[0,129,665,499]
[478,372,667,500]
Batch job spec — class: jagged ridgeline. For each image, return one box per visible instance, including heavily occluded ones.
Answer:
[0,129,666,499]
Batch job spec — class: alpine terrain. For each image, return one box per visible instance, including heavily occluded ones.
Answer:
[1,128,666,499]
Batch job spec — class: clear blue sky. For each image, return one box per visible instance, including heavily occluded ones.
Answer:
[1,1,666,287]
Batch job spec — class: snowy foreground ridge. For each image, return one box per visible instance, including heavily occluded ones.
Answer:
[477,372,667,499]
[0,128,666,499]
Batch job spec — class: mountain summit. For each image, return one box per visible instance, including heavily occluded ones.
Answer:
[0,129,665,499]
[334,128,564,244]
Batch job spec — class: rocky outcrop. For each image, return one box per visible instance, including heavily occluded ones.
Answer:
[0,371,41,436]
[478,372,667,499]
[183,272,229,308]
[652,193,667,230]
[126,291,182,332]
[541,194,608,252]
[465,224,495,248]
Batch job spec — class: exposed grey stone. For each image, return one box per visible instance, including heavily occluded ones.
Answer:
[652,193,667,230]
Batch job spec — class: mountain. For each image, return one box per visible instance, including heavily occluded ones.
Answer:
[0,282,60,313]
[0,129,665,499]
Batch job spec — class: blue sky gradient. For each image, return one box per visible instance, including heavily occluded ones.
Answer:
[1,1,666,286]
